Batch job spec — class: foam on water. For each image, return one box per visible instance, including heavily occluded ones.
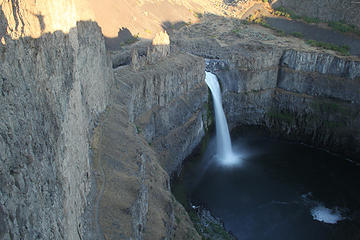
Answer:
[311,205,344,224]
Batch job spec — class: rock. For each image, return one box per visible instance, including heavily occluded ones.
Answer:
[0,21,113,240]
[271,0,360,29]
[131,48,141,71]
[147,31,171,64]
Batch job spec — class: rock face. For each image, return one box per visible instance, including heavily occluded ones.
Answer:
[91,44,207,238]
[272,0,360,29]
[172,25,360,161]
[115,52,208,174]
[208,49,360,161]
[0,21,113,240]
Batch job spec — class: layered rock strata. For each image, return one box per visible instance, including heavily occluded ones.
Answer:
[173,31,360,161]
[0,21,113,240]
[91,43,207,238]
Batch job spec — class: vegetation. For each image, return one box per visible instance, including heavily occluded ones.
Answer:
[273,7,299,19]
[121,33,139,46]
[135,125,142,134]
[328,21,360,36]
[267,109,295,123]
[290,32,304,38]
[302,16,321,24]
[273,6,360,36]
[306,39,350,55]
[188,210,235,240]
[193,11,203,19]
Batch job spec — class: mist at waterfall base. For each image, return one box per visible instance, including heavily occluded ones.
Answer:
[171,73,360,239]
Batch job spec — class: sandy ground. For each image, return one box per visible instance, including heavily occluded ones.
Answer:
[82,0,268,49]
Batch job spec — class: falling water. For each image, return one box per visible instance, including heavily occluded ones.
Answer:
[205,72,239,166]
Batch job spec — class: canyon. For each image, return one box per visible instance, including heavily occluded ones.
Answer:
[0,0,359,239]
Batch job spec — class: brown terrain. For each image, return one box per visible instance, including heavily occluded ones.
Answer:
[1,0,360,239]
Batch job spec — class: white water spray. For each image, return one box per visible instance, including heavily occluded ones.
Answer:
[205,72,239,166]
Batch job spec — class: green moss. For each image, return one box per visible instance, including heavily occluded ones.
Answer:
[267,109,295,123]
[306,39,350,55]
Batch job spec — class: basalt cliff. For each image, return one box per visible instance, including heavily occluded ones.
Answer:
[1,1,360,240]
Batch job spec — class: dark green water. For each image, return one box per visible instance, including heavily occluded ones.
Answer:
[172,129,360,240]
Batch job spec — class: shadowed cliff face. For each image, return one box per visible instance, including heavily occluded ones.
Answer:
[0,20,113,240]
[171,14,360,162]
[271,0,360,29]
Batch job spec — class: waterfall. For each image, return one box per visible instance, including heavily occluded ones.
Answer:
[205,72,239,166]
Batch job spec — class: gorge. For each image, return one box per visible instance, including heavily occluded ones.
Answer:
[0,0,360,239]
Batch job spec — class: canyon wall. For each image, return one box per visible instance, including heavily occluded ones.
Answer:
[0,20,113,240]
[271,0,360,29]
[216,49,360,161]
[89,43,207,239]
[174,37,360,162]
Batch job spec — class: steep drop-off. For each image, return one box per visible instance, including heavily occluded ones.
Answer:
[0,21,113,240]
[172,15,360,161]
[272,0,360,29]
[90,41,207,239]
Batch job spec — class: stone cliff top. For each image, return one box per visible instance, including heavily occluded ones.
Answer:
[170,14,360,61]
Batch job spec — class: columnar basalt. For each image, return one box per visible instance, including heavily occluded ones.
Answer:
[0,21,113,240]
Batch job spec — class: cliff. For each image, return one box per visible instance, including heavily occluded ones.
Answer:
[271,0,360,29]
[0,21,113,240]
[172,15,360,161]
[89,42,207,238]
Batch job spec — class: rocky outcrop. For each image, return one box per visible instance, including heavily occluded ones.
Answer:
[0,21,113,240]
[115,52,208,173]
[207,49,360,161]
[91,43,207,238]
[271,0,360,29]
[172,30,360,161]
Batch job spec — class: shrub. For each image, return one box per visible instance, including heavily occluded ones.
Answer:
[291,32,304,38]
[328,21,360,36]
[306,39,350,55]
[302,16,320,24]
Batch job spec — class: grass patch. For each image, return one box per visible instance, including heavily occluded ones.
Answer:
[302,16,321,24]
[273,6,360,36]
[306,39,350,55]
[290,32,304,38]
[328,21,360,36]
